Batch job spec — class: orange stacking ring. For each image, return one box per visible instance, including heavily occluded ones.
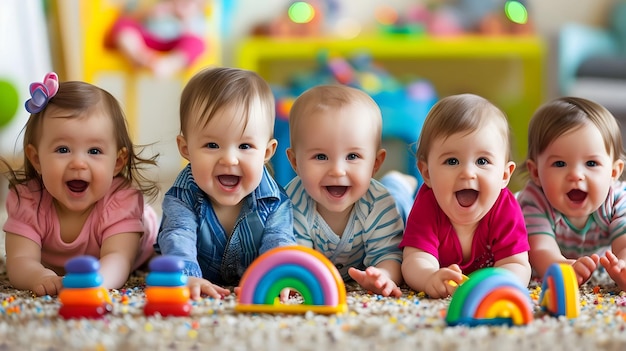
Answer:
[59,287,112,306]
[145,286,190,304]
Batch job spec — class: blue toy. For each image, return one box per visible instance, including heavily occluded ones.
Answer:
[271,51,437,186]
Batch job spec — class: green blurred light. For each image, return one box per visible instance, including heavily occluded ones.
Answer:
[505,1,528,24]
[288,2,315,24]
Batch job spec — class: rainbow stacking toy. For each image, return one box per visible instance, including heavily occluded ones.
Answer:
[59,255,112,319]
[235,245,347,314]
[446,267,534,326]
[539,263,580,318]
[143,256,192,317]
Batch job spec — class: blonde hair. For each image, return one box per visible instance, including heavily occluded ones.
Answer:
[525,96,625,166]
[288,84,383,149]
[416,93,512,163]
[6,80,159,200]
[179,67,275,137]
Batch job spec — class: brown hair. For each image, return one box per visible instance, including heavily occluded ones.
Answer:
[179,67,275,137]
[288,84,383,149]
[525,96,625,168]
[416,93,512,163]
[6,80,159,200]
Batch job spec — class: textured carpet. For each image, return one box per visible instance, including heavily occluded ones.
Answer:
[2,208,626,350]
[0,268,626,351]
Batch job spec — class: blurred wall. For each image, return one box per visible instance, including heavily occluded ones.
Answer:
[3,0,618,180]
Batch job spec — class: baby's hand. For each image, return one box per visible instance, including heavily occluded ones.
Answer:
[233,286,292,302]
[423,264,464,299]
[187,276,231,300]
[572,254,600,285]
[599,251,626,291]
[32,275,64,297]
[348,266,402,297]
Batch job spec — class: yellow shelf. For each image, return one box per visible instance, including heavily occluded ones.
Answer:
[237,35,547,190]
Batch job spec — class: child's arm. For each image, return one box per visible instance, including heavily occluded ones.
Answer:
[402,246,463,298]
[348,260,402,297]
[99,232,142,289]
[4,232,63,296]
[530,234,599,285]
[493,251,532,287]
[257,194,297,253]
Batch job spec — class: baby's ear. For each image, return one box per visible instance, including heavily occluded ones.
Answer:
[25,144,41,174]
[526,159,541,187]
[286,147,297,173]
[114,147,128,175]
[264,138,278,163]
[501,160,516,188]
[612,159,625,180]
[417,160,431,187]
[371,148,387,176]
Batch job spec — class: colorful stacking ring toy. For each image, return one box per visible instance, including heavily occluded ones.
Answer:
[446,267,534,326]
[143,255,192,317]
[235,245,347,314]
[59,255,112,319]
[539,263,580,318]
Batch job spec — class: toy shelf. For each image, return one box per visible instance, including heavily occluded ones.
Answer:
[236,35,546,191]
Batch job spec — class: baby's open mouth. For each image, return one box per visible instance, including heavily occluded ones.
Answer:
[456,189,478,207]
[218,175,240,187]
[326,186,348,197]
[67,180,88,193]
[567,189,587,203]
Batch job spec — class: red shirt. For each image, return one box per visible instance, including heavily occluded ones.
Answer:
[400,185,529,274]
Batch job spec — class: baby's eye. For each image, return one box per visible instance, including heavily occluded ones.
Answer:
[55,147,70,154]
[314,154,328,161]
[346,153,359,161]
[445,158,459,166]
[87,148,102,155]
[239,143,252,150]
[476,157,489,166]
[586,160,598,167]
[206,142,219,149]
[552,161,566,167]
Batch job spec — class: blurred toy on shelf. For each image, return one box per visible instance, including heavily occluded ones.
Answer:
[271,51,437,187]
[251,0,357,38]
[251,0,324,37]
[375,0,534,37]
[104,0,209,78]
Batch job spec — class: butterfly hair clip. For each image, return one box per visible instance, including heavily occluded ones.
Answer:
[25,72,59,114]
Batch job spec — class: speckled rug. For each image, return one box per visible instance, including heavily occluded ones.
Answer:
[0,266,625,351]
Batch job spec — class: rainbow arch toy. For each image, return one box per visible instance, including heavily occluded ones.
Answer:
[539,263,580,318]
[446,267,534,326]
[235,245,347,314]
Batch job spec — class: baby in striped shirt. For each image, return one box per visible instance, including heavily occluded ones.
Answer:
[284,85,404,297]
[517,97,626,291]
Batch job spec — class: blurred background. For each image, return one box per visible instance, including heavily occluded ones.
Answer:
[1,0,626,200]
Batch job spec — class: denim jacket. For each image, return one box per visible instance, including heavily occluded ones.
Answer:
[155,164,296,285]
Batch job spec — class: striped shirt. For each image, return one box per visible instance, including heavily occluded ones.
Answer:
[155,164,296,285]
[517,181,626,258]
[285,177,404,280]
